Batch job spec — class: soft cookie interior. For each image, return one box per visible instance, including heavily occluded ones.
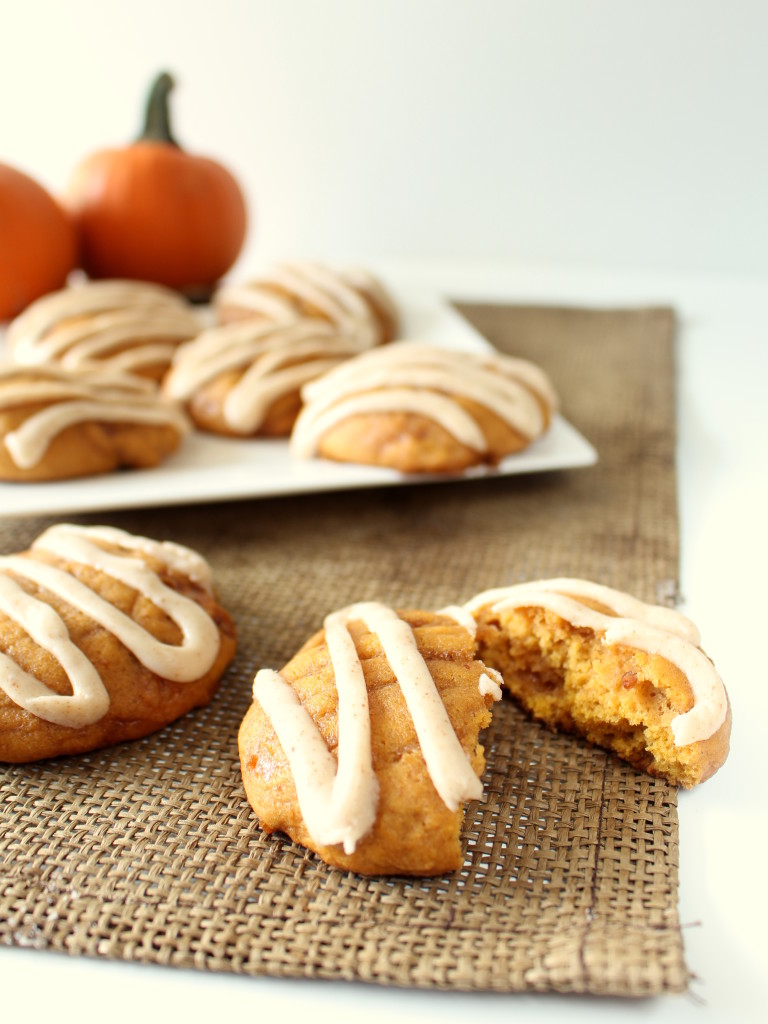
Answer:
[472,599,730,788]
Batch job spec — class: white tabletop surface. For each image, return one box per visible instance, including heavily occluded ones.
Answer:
[1,261,766,1023]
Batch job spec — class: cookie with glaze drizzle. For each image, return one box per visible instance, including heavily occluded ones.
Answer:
[238,603,501,876]
[0,364,189,481]
[466,579,731,787]
[214,261,399,348]
[163,318,365,437]
[290,341,558,472]
[0,524,236,762]
[6,279,201,382]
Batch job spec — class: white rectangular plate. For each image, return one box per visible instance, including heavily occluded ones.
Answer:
[0,291,597,518]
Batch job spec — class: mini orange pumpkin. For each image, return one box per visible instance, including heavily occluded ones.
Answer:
[0,163,78,322]
[67,72,248,299]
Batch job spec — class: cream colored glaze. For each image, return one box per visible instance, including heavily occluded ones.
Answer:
[12,309,199,371]
[165,320,362,433]
[215,262,392,347]
[290,341,557,458]
[302,341,557,410]
[478,667,504,701]
[100,342,184,375]
[465,579,726,746]
[0,380,95,411]
[335,265,399,325]
[66,525,214,592]
[7,280,194,359]
[437,603,478,636]
[291,387,488,457]
[1,367,189,469]
[0,525,221,728]
[252,602,495,854]
[0,363,157,394]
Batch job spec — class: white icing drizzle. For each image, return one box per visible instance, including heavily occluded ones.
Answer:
[215,261,394,347]
[13,309,199,371]
[437,603,479,637]
[336,265,399,326]
[67,525,214,593]
[0,573,111,728]
[7,280,197,370]
[291,387,488,458]
[1,366,189,469]
[466,579,726,746]
[96,342,184,375]
[0,525,221,728]
[252,602,487,854]
[478,667,504,701]
[300,341,557,409]
[164,320,362,434]
[0,362,157,394]
[289,341,557,458]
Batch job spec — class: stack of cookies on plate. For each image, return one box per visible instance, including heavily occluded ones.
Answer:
[1,261,559,482]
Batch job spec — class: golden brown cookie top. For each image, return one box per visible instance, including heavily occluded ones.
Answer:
[214,261,398,347]
[163,318,363,435]
[0,363,189,471]
[6,279,200,377]
[0,524,222,730]
[290,341,558,460]
[248,602,501,857]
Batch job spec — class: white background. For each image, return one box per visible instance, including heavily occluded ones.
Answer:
[1,0,767,280]
[1,3,767,1023]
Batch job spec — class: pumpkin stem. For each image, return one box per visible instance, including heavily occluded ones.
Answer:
[140,71,180,147]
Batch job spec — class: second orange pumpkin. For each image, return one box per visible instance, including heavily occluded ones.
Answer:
[67,72,248,298]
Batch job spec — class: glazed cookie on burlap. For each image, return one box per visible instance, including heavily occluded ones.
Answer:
[5,279,200,381]
[0,524,236,762]
[238,603,502,875]
[465,579,731,787]
[214,261,399,348]
[0,364,189,481]
[290,341,558,473]
[163,319,364,437]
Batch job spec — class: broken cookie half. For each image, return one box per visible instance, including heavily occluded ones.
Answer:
[466,578,731,789]
[239,581,730,875]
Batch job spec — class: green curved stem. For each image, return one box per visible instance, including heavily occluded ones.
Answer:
[139,71,179,146]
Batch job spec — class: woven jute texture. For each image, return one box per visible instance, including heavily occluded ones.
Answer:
[0,303,687,996]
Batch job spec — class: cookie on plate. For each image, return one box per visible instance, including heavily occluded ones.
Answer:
[0,524,237,762]
[214,261,399,348]
[5,279,201,382]
[238,603,501,875]
[163,319,363,437]
[0,364,189,481]
[290,341,558,473]
[466,579,731,787]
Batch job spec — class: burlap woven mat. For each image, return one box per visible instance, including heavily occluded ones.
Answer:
[0,303,687,996]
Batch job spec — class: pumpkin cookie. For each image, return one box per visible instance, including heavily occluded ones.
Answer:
[163,319,363,437]
[0,364,189,481]
[0,524,236,762]
[238,603,501,875]
[214,261,399,348]
[466,579,731,787]
[290,341,558,472]
[5,279,201,381]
